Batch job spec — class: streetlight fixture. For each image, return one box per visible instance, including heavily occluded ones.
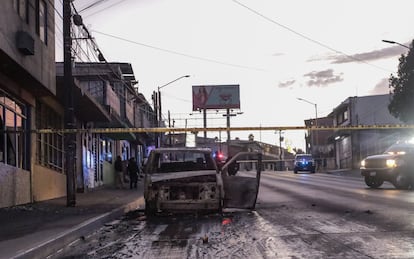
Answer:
[156,75,190,147]
[382,39,410,49]
[297,97,318,155]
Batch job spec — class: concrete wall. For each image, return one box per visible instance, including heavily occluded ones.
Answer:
[32,164,66,202]
[352,95,403,125]
[0,163,31,208]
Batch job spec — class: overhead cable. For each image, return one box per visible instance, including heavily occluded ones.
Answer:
[231,0,393,73]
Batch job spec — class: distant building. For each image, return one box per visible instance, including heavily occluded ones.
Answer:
[56,62,156,191]
[304,116,335,169]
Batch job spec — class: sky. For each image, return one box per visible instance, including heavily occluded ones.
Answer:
[55,0,413,150]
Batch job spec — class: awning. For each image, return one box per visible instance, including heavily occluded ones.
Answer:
[56,78,111,122]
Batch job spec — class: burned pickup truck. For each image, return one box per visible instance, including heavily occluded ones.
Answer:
[143,147,262,216]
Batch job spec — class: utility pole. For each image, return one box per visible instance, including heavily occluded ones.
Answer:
[226,108,231,141]
[279,130,283,170]
[152,90,159,147]
[63,0,76,207]
[168,110,171,146]
[158,90,162,147]
[203,109,207,140]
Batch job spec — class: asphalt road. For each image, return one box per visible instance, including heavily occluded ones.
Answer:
[53,170,414,258]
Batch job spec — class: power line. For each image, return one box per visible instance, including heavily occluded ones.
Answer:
[84,0,130,18]
[78,0,110,13]
[91,30,267,72]
[231,0,393,73]
[68,4,157,117]
[162,92,192,103]
[53,0,64,20]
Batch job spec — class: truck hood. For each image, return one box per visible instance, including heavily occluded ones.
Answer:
[365,153,399,160]
[149,170,218,183]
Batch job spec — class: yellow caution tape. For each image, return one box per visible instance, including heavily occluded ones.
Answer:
[27,124,414,134]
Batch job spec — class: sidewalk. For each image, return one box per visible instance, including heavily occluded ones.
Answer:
[0,182,144,259]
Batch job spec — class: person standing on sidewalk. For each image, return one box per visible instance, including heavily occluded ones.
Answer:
[114,155,124,189]
[127,157,139,189]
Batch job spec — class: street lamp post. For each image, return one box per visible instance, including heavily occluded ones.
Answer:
[156,75,190,147]
[297,98,318,155]
[382,39,410,49]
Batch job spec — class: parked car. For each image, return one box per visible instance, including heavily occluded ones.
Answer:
[360,142,414,189]
[143,147,262,216]
[293,154,316,174]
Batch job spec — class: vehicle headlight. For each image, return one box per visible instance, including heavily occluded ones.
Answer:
[386,159,397,168]
[360,160,366,167]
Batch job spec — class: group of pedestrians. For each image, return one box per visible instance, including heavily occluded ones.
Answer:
[114,156,142,189]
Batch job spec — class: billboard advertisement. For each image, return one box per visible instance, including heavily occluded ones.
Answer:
[192,84,240,111]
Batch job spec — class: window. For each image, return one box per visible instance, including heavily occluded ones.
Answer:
[337,108,348,125]
[0,90,28,169]
[14,0,28,23]
[36,0,47,44]
[36,101,64,172]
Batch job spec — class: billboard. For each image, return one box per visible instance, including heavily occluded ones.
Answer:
[192,84,240,111]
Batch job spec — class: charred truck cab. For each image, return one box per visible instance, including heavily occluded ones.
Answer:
[143,147,262,216]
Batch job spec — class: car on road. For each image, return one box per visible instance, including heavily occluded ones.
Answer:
[143,147,262,216]
[293,154,316,174]
[360,142,414,189]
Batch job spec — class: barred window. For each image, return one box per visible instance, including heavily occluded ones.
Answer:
[0,90,28,169]
[36,101,64,172]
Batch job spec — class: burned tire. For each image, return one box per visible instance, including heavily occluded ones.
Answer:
[364,176,384,188]
[393,173,410,190]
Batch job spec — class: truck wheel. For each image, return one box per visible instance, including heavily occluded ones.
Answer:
[364,176,384,188]
[393,173,410,189]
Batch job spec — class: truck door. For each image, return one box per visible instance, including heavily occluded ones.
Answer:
[221,152,262,210]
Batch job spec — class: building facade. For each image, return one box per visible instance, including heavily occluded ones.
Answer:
[304,116,335,169]
[0,0,68,207]
[56,62,156,192]
[0,1,156,208]
[329,94,408,169]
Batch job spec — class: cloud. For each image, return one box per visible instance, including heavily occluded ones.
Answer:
[278,79,296,88]
[308,42,410,64]
[333,44,409,64]
[272,52,284,57]
[304,69,343,87]
[369,78,390,94]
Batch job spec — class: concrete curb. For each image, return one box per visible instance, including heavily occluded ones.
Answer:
[12,197,144,259]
